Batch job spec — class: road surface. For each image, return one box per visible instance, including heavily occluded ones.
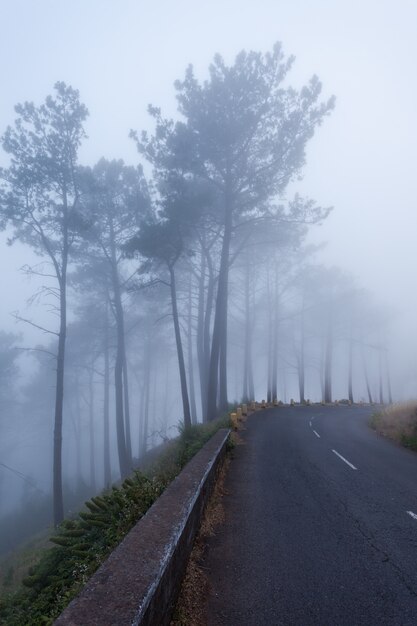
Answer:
[205,405,417,625]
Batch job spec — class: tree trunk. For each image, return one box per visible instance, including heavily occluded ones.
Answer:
[203,259,215,420]
[271,332,279,402]
[53,210,68,527]
[187,274,198,424]
[123,355,132,465]
[266,341,272,403]
[379,349,384,404]
[88,368,96,492]
[324,312,333,404]
[207,193,233,420]
[320,344,325,403]
[247,347,255,400]
[196,247,207,418]
[271,276,279,402]
[219,322,228,412]
[103,302,111,487]
[70,402,82,491]
[348,334,353,404]
[114,329,128,476]
[140,334,152,457]
[385,350,393,404]
[266,264,272,403]
[298,297,305,403]
[365,371,373,404]
[109,221,129,477]
[169,264,192,428]
[298,359,305,404]
[138,379,145,457]
[282,367,287,404]
[161,360,170,438]
[361,346,373,404]
[151,364,158,447]
[296,328,305,404]
[297,337,305,403]
[242,260,252,401]
[246,270,255,402]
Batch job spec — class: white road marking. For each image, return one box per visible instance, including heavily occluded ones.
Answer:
[332,449,357,470]
[313,430,320,438]
[407,510,417,521]
[309,421,312,427]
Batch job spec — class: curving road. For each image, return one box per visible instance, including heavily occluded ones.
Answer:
[205,405,417,626]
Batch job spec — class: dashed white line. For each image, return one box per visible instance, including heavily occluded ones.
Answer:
[407,510,417,521]
[313,430,321,438]
[332,449,357,470]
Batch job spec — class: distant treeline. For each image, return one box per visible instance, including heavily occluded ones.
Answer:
[0,43,391,528]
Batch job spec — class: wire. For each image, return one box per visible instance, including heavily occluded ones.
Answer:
[0,462,46,495]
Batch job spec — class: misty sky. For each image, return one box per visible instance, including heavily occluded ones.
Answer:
[1,0,416,360]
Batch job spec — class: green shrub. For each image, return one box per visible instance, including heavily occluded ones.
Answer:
[2,567,14,589]
[400,434,417,451]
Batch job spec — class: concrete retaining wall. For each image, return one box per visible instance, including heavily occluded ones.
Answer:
[54,428,230,626]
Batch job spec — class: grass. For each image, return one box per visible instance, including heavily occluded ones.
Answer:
[370,402,417,451]
[0,529,53,596]
[0,417,230,626]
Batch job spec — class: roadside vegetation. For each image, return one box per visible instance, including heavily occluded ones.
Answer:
[172,422,243,626]
[172,456,230,626]
[370,403,417,451]
[0,418,230,626]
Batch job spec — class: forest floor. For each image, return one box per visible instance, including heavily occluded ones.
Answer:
[0,528,52,596]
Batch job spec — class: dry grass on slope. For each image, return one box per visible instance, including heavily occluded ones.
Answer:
[370,402,417,451]
[171,428,243,626]
[171,456,230,626]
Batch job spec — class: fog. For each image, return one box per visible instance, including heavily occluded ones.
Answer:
[0,0,416,551]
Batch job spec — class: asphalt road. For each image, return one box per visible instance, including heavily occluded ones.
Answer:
[204,405,417,626]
